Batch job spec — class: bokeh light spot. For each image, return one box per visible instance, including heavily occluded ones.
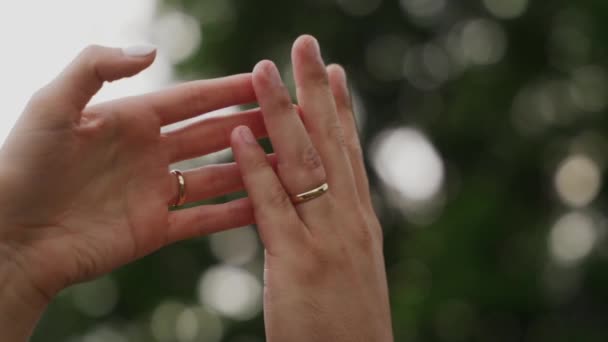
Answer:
[483,0,528,19]
[554,154,601,207]
[403,43,451,90]
[400,0,446,19]
[371,127,444,203]
[150,301,186,342]
[549,212,597,266]
[176,307,223,342]
[569,65,608,113]
[198,266,262,321]
[81,326,128,342]
[209,226,259,266]
[461,19,507,66]
[152,11,202,64]
[71,275,119,318]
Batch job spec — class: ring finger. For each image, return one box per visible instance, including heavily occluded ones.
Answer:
[167,154,277,207]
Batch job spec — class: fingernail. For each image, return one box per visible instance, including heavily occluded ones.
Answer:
[122,44,157,57]
[238,126,257,145]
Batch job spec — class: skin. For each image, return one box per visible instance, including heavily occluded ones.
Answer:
[231,36,393,341]
[0,45,270,340]
[0,35,393,341]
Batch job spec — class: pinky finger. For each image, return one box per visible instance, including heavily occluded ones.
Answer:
[167,198,255,243]
[327,64,373,208]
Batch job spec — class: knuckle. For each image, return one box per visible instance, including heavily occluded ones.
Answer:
[265,183,291,210]
[185,82,209,114]
[252,179,290,214]
[307,66,330,87]
[367,215,385,243]
[249,156,273,173]
[81,45,105,83]
[347,137,364,158]
[347,141,366,169]
[354,224,375,252]
[326,122,347,147]
[273,86,294,110]
[300,145,324,172]
[29,86,53,107]
[81,45,103,63]
[82,44,104,57]
[351,211,382,252]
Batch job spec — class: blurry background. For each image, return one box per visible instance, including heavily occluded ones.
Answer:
[3,0,607,341]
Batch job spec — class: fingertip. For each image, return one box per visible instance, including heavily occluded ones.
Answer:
[327,64,351,105]
[292,34,322,63]
[293,34,319,52]
[252,60,282,88]
[51,44,158,114]
[232,125,257,146]
[230,125,244,145]
[327,64,347,85]
[327,63,345,76]
[253,60,275,74]
[122,44,157,58]
[120,45,157,71]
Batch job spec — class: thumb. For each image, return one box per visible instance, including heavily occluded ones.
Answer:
[34,44,156,122]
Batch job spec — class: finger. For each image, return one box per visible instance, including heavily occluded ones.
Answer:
[137,74,256,126]
[38,45,156,121]
[327,64,372,208]
[165,108,268,163]
[167,155,278,205]
[167,198,255,243]
[252,60,331,219]
[291,35,357,201]
[231,125,306,253]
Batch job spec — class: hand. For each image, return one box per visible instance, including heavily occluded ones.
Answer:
[0,45,267,340]
[231,36,393,341]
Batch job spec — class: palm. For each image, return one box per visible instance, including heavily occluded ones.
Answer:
[0,47,261,296]
[61,107,172,278]
[2,104,171,290]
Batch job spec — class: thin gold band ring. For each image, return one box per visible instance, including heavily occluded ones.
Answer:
[291,183,329,205]
[170,169,186,208]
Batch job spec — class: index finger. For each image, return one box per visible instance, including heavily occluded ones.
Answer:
[141,74,257,126]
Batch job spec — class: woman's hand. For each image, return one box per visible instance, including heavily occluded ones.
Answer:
[231,36,393,341]
[0,45,267,340]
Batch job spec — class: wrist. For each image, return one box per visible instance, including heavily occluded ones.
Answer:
[0,242,49,341]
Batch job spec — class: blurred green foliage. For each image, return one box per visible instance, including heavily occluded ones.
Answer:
[33,0,608,341]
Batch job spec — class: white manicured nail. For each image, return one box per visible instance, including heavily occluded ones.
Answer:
[122,44,157,57]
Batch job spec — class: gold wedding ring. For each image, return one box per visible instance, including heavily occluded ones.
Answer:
[170,170,186,208]
[291,183,329,205]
